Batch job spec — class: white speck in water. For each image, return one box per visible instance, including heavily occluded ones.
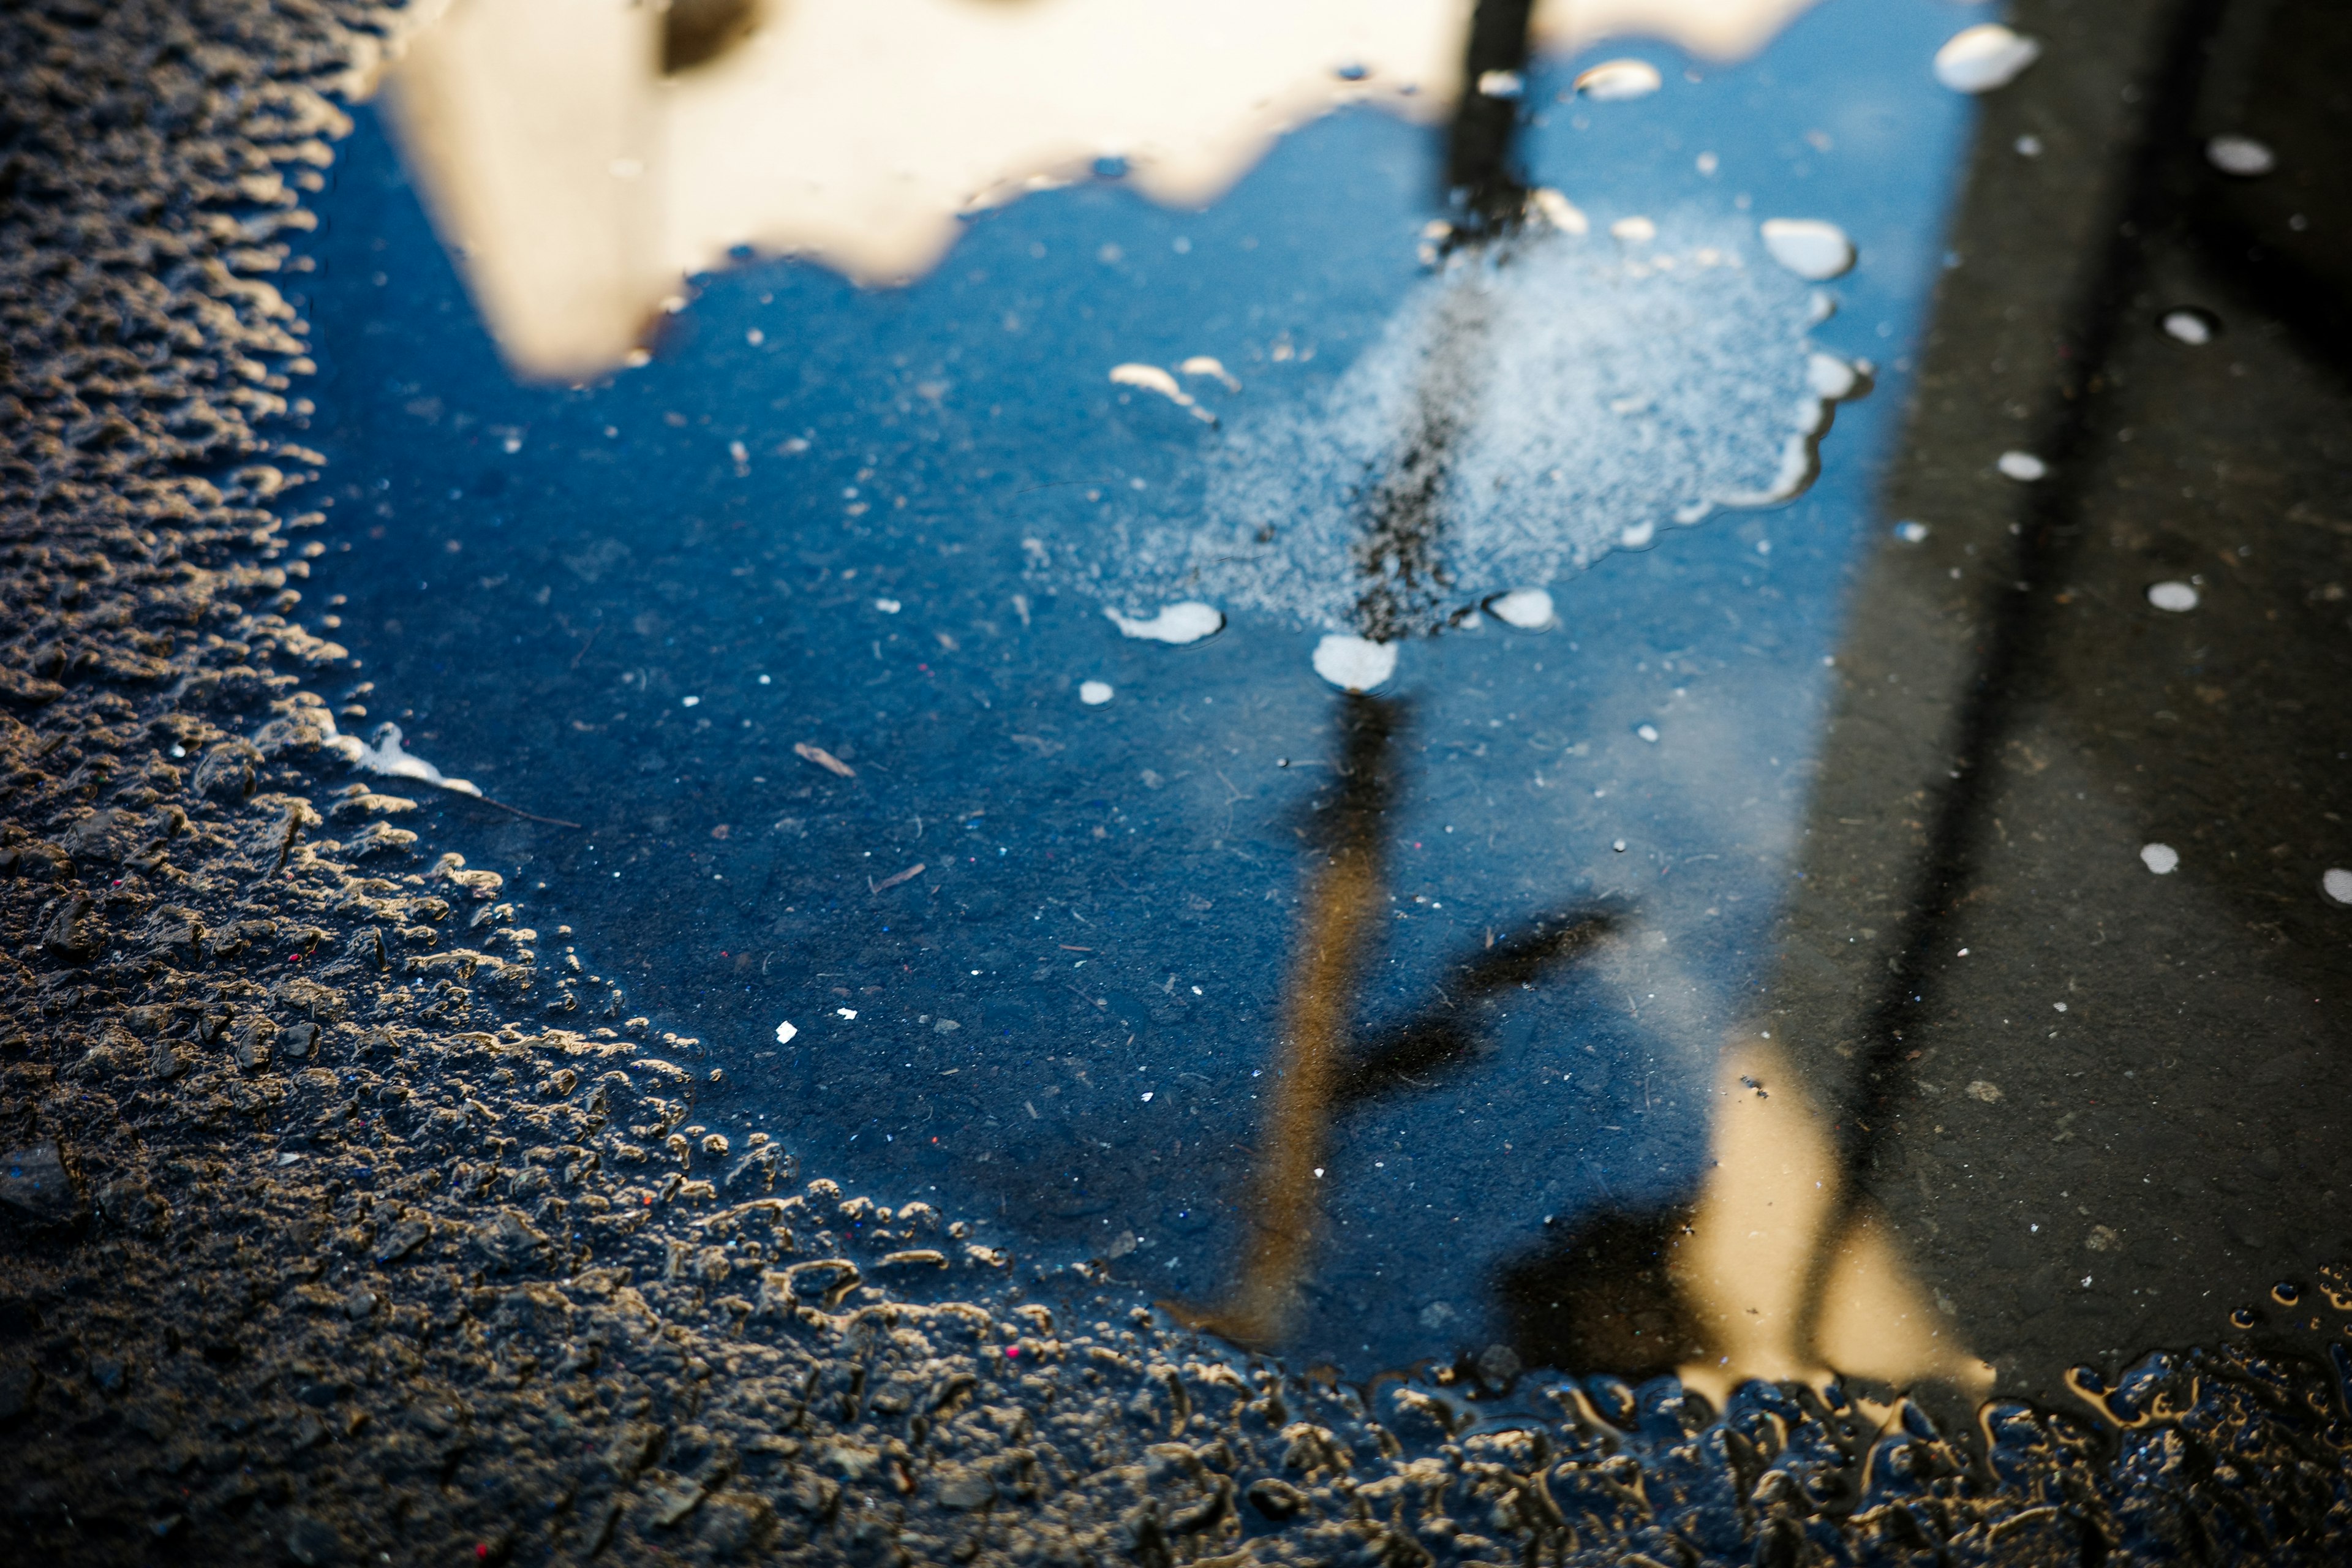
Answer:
[1575,59,1662,100]
[1759,217,1855,280]
[682,695,701,707]
[728,440,748,464]
[874,597,902,613]
[1997,450,2048,481]
[1105,602,1224,644]
[1177,356,1240,391]
[2147,580,2199,612]
[836,1007,858,1019]
[1528,188,1589,235]
[1141,1091,1153,1102]
[1611,216,1658,244]
[2015,134,2043,157]
[775,1020,798,1046]
[746,327,765,345]
[1477,69,1523,99]
[1110,363,1210,421]
[1613,839,1628,853]
[1695,151,1719,176]
[1311,635,1398,693]
[1635,723,1660,743]
[1935,24,2042,94]
[2323,868,2352,905]
[1079,680,1115,706]
[1191,985,1203,995]
[1619,519,1657,549]
[1487,589,1555,629]
[2206,134,2276,177]
[2162,309,2215,345]
[1893,520,1931,543]
[758,674,772,684]
[1313,1166,1325,1178]
[2141,842,2180,875]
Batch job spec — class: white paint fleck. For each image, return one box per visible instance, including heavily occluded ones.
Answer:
[1760,218,1854,280]
[1997,450,2048,481]
[874,597,901,613]
[2141,842,2180,875]
[2323,868,2352,905]
[1487,589,1555,629]
[1079,680,1115,706]
[1635,723,1660,744]
[1935,24,2042,94]
[2147,580,2199,612]
[1311,634,1397,692]
[682,695,701,707]
[1105,601,1224,644]
[1893,520,1930,543]
[835,1007,859,1019]
[775,1020,798,1046]
[2206,135,2275,177]
[1575,59,1662,100]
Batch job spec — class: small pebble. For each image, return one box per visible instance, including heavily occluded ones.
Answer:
[1997,450,2048,481]
[2321,869,2352,905]
[2146,581,2199,612]
[2141,843,2180,875]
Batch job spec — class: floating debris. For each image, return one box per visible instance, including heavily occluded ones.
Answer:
[1575,59,1663,101]
[2141,842,2181,875]
[1485,589,1555,630]
[871,862,926,893]
[2147,580,2199,612]
[1311,635,1396,693]
[1934,24,2041,94]
[793,741,856,777]
[1997,450,2048,481]
[1526,187,1589,235]
[1760,217,1855,280]
[331,722,481,797]
[2206,134,2276,177]
[774,1020,798,1046]
[1635,723,1660,744]
[1079,680,1115,706]
[1105,602,1224,644]
[1178,355,1241,391]
[1110,363,1214,423]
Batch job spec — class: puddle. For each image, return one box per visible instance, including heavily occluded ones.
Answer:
[250,0,2352,1433]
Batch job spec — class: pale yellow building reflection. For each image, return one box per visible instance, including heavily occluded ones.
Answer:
[362,0,1823,379]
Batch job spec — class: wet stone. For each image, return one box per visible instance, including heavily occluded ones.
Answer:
[0,1142,82,1227]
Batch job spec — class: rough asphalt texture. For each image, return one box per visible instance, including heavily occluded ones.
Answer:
[4,2,2352,1564]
